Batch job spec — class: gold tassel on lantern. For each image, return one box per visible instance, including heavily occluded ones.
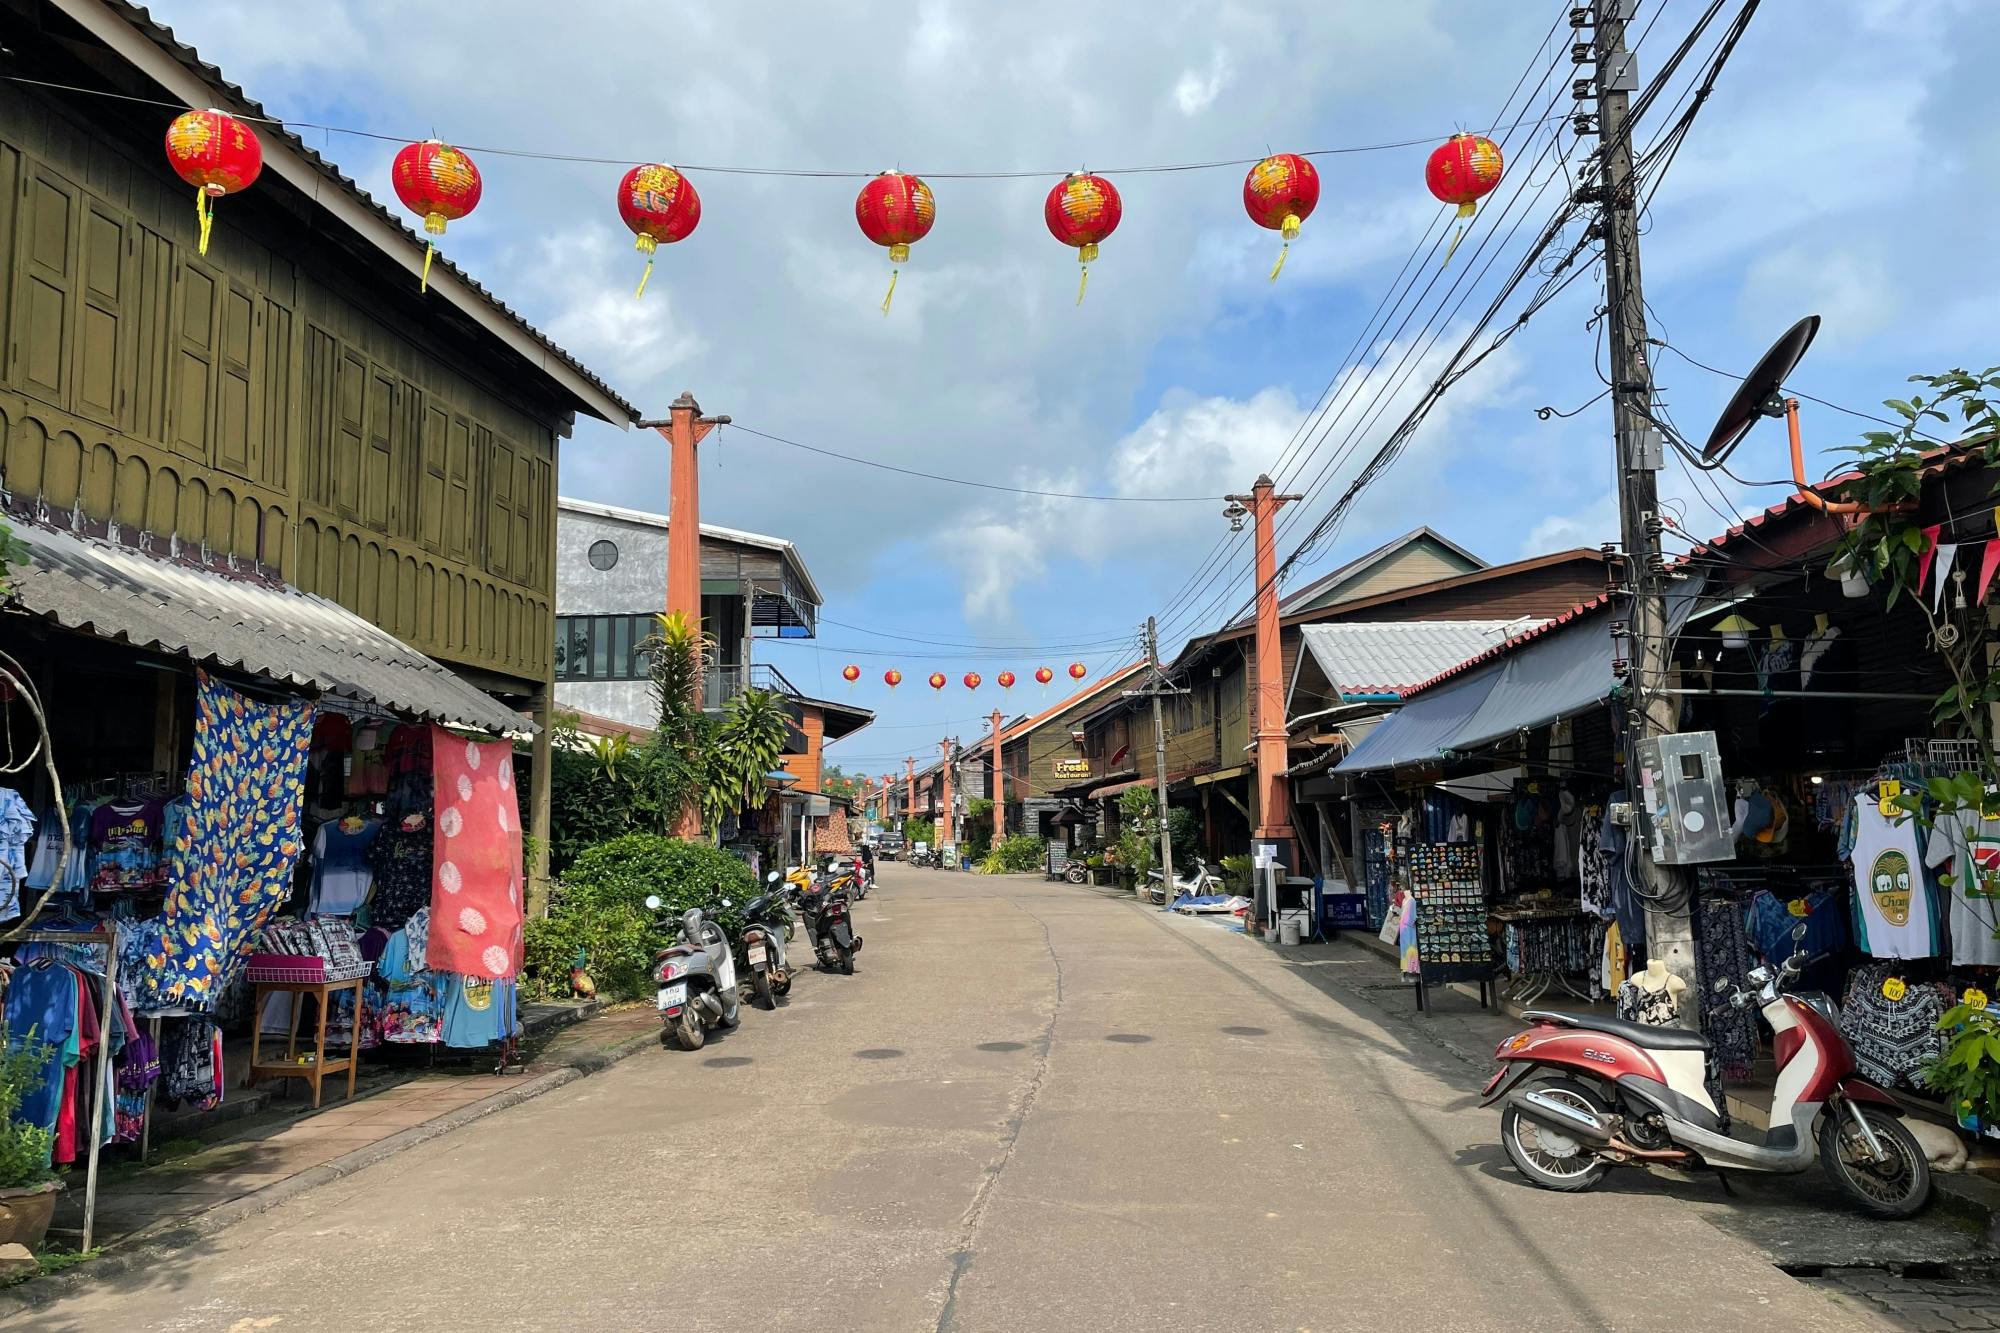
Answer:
[1269,213,1302,282]
[420,211,448,294]
[1443,201,1476,267]
[1075,242,1098,306]
[194,187,214,257]
[634,234,657,299]
[882,242,910,316]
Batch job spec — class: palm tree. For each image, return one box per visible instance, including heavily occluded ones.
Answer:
[700,688,792,832]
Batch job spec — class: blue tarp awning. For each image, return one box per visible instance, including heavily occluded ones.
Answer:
[1334,584,1701,776]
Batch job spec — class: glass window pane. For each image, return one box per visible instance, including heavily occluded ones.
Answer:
[611,616,634,679]
[591,616,612,678]
[553,619,570,679]
[567,619,591,680]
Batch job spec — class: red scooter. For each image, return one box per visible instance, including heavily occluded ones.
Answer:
[1482,928,1932,1216]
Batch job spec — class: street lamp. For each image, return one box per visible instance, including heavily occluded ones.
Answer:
[1223,500,1248,532]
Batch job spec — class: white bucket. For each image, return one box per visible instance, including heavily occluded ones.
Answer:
[1280,919,1302,947]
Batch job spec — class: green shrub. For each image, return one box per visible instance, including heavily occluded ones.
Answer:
[525,833,756,1000]
[546,715,698,876]
[0,1028,56,1190]
[1221,854,1253,894]
[978,833,1044,874]
[902,817,936,849]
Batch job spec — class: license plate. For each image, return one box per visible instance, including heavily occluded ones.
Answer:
[657,982,688,1009]
[748,944,767,965]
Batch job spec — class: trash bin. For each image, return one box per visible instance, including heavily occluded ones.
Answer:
[1279,918,1302,947]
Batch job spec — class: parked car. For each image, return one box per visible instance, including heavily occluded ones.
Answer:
[874,834,904,861]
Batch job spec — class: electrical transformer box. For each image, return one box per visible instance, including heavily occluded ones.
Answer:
[1635,731,1733,865]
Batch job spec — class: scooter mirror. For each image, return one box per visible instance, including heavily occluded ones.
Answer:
[767,871,782,883]
[1712,978,1731,993]
[1792,921,1808,941]
[644,894,662,911]
[721,898,733,908]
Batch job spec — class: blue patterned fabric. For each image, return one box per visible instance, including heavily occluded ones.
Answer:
[144,673,313,1012]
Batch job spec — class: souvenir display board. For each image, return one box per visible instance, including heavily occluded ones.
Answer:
[1409,841,1493,1010]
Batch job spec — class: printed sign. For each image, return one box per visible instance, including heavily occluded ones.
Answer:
[1052,758,1091,779]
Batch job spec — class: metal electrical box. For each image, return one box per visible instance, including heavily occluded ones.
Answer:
[1635,731,1733,865]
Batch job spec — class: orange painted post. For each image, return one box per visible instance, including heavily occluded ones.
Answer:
[643,390,728,840]
[1228,474,1303,873]
[990,710,1005,839]
[905,757,916,826]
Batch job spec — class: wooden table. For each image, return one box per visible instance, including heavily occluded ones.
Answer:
[246,976,366,1108]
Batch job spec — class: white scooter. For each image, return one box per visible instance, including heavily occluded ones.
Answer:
[648,897,741,1051]
[1146,857,1220,906]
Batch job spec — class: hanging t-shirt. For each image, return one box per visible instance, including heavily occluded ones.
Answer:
[4,959,78,1144]
[89,799,166,891]
[441,975,514,1048]
[1925,806,2000,966]
[311,819,381,916]
[1849,795,1939,959]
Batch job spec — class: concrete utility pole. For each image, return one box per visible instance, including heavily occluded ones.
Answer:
[1145,617,1176,896]
[1592,0,1695,1003]
[905,756,916,828]
[645,390,731,635]
[1226,475,1303,876]
[939,736,956,865]
[990,710,1006,839]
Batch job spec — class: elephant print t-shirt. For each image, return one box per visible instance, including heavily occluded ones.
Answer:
[1849,795,1939,959]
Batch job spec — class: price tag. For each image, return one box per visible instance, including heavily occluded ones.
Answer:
[1878,779,1901,817]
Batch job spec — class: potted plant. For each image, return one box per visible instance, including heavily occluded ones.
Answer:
[1926,990,2000,1138]
[0,1028,58,1250]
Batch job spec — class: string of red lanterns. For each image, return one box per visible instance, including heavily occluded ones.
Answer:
[156,111,1508,301]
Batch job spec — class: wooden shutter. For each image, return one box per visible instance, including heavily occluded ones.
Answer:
[12,166,77,409]
[73,201,127,427]
[173,260,219,461]
[214,281,256,477]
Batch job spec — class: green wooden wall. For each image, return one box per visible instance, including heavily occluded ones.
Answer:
[0,84,560,691]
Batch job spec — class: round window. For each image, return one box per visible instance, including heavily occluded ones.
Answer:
[587,539,619,571]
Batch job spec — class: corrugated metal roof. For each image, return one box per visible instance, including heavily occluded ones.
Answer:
[1297,620,1541,696]
[6,522,530,735]
[83,2,636,425]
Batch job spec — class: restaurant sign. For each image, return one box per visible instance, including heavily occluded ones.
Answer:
[1052,758,1091,779]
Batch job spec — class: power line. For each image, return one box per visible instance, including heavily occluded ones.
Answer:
[726,424,1216,503]
[814,615,1138,651]
[5,74,1571,180]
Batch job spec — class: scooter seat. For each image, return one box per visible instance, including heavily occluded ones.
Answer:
[1521,1009,1711,1052]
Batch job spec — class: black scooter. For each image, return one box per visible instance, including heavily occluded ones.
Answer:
[798,874,862,974]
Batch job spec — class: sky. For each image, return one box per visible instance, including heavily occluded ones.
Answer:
[147,0,2000,782]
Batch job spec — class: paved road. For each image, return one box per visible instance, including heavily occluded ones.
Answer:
[17,868,1884,1332]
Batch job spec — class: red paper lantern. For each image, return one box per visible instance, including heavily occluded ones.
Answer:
[963,672,982,690]
[392,139,483,293]
[855,171,936,314]
[164,110,263,257]
[1425,133,1504,264]
[1045,172,1122,305]
[928,672,948,691]
[1068,662,1087,681]
[884,669,903,688]
[1243,153,1320,281]
[618,163,701,298]
[1035,667,1054,686]
[997,671,1016,690]
[842,664,861,683]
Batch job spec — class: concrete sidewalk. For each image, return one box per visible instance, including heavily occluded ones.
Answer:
[31,1003,662,1266]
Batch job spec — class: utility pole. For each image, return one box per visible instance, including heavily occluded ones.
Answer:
[1226,476,1304,881]
[1590,0,1695,1003]
[939,736,956,867]
[990,710,1006,840]
[1123,617,1190,900]
[905,756,916,833]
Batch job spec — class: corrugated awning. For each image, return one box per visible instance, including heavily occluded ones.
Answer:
[6,522,529,736]
[1191,764,1251,786]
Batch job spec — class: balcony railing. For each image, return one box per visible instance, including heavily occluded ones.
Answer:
[702,662,801,712]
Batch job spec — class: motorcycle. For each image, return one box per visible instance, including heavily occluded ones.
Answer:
[647,896,743,1051]
[738,873,799,1011]
[1483,923,1931,1216]
[798,871,862,974]
[1146,857,1220,906]
[1063,860,1088,885]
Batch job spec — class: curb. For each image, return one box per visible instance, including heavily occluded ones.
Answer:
[0,1023,660,1316]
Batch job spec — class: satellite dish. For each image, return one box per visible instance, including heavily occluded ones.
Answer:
[1700,315,1820,464]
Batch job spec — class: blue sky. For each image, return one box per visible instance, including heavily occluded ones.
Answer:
[149,0,2000,781]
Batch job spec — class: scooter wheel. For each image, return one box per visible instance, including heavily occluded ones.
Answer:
[1820,1104,1932,1217]
[1500,1076,1610,1193]
[753,968,776,1010]
[672,1009,706,1051]
[839,946,854,976]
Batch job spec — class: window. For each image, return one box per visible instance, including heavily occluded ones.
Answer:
[588,539,619,571]
[553,613,658,681]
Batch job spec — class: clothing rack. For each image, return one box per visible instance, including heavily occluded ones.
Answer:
[8,925,118,1252]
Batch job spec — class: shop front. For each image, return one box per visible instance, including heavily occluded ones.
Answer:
[1333,466,2000,1140]
[0,521,533,1247]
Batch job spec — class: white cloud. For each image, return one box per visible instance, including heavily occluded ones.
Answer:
[1173,50,1234,116]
